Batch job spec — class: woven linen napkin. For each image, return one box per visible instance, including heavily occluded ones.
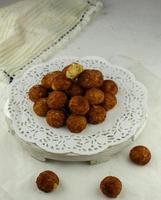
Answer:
[0,0,103,82]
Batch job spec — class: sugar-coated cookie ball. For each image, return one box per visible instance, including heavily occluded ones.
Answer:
[78,69,103,89]
[87,105,106,124]
[36,170,59,193]
[63,63,84,80]
[102,80,118,95]
[46,110,66,128]
[66,114,87,133]
[66,83,84,97]
[85,88,104,105]
[102,93,117,111]
[41,71,62,89]
[33,98,49,116]
[69,96,89,115]
[28,85,48,102]
[100,176,122,198]
[129,145,151,165]
[52,72,72,91]
[47,91,68,109]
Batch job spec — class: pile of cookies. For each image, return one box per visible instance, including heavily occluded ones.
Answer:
[28,63,118,133]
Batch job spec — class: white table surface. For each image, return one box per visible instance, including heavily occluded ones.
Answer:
[57,0,161,79]
[0,0,161,200]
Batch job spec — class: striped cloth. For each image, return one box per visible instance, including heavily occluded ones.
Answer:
[0,0,103,82]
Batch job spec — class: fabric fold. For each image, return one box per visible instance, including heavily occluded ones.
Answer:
[0,0,103,81]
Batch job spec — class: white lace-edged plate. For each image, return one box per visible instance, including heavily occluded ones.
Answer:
[8,56,147,155]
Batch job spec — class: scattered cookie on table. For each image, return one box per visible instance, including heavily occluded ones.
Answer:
[100,176,122,198]
[36,170,59,193]
[129,145,151,165]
